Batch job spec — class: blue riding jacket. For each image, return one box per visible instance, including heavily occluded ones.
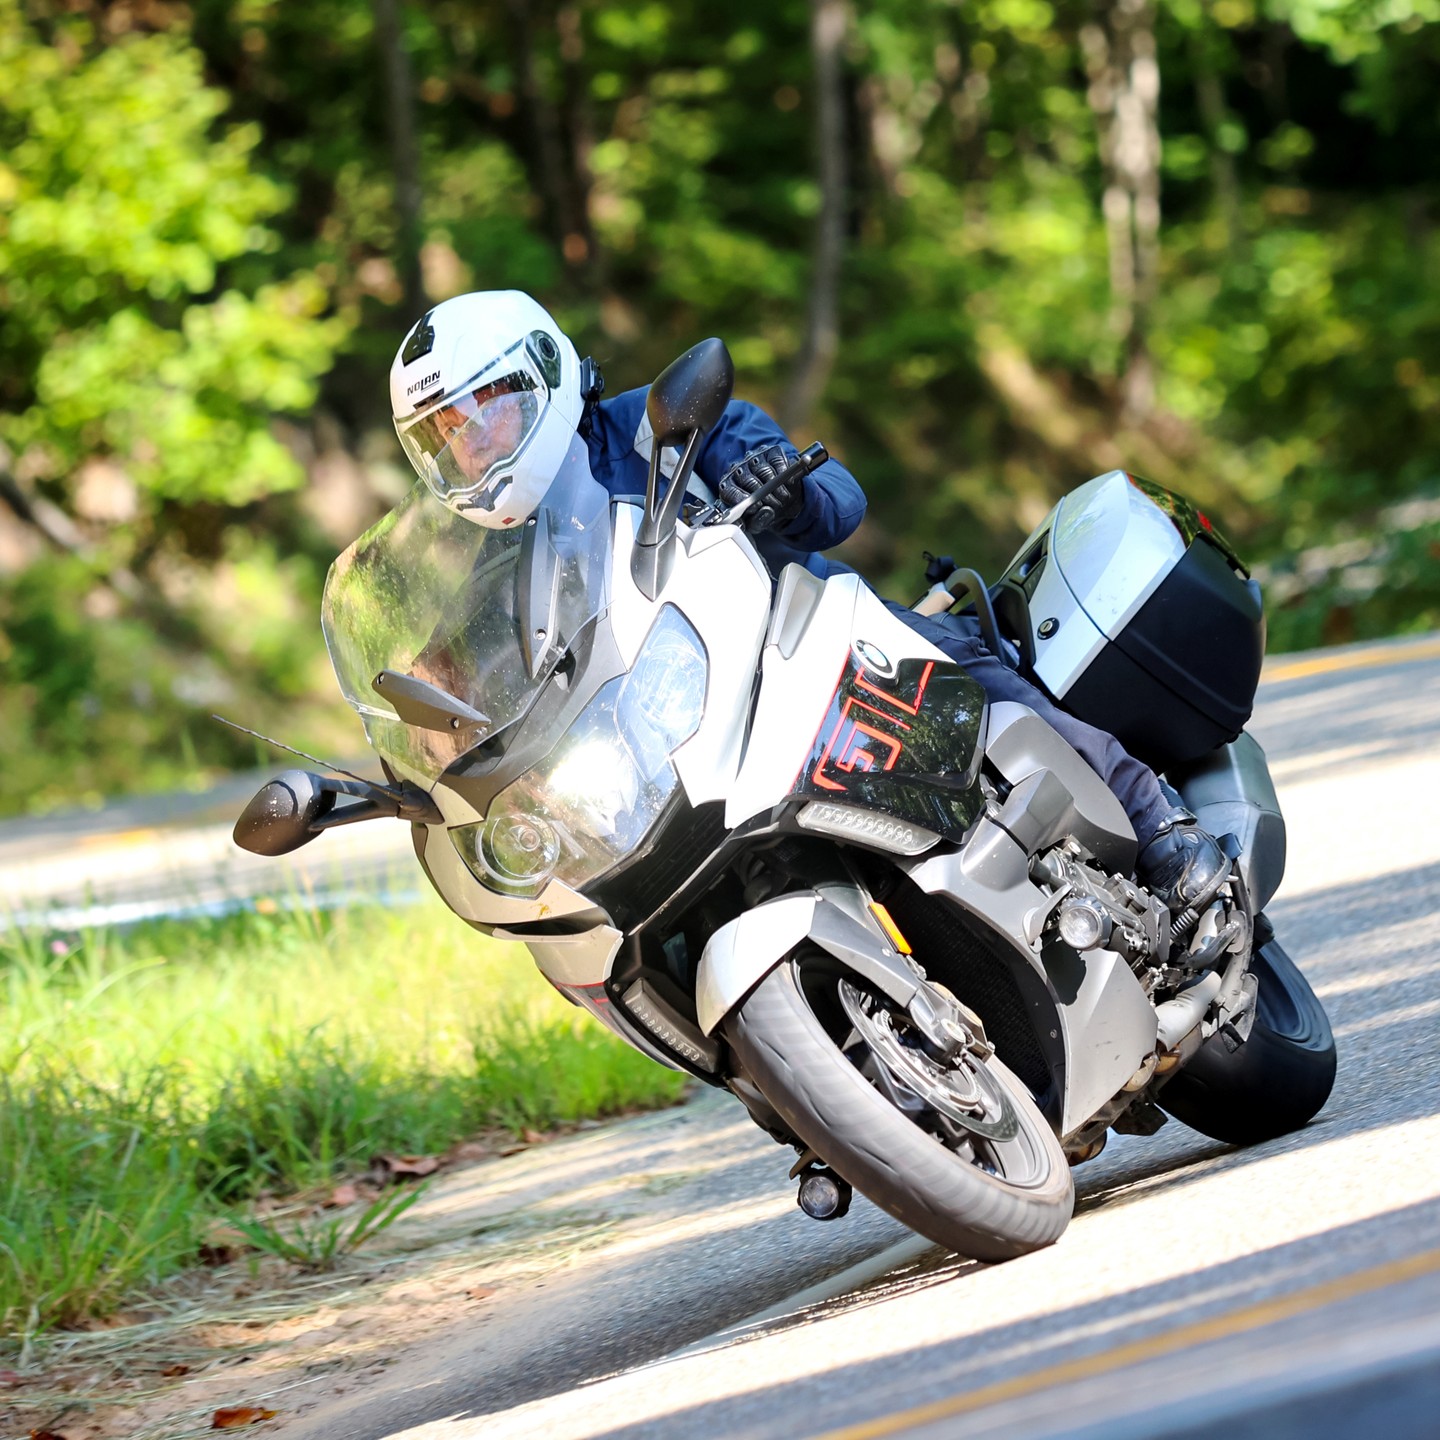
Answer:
[583,386,865,579]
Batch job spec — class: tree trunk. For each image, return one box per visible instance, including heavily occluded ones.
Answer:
[1080,0,1162,424]
[371,0,425,317]
[1191,29,1241,246]
[507,0,589,271]
[781,0,849,435]
[557,0,600,277]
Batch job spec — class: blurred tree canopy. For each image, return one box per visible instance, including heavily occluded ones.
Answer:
[0,0,1436,812]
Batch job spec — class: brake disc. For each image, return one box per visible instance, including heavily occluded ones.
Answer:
[838,980,1020,1143]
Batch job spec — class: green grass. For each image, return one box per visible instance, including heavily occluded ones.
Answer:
[0,895,686,1341]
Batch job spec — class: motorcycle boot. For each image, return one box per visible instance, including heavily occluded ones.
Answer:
[1138,808,1230,914]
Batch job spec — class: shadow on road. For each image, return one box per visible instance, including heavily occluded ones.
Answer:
[576,1197,1440,1440]
[272,852,1440,1440]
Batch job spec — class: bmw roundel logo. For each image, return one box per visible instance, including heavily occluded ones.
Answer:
[854,639,893,675]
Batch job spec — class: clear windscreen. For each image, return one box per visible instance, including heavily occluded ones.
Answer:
[321,444,611,779]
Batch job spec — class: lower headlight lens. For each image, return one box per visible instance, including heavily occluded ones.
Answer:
[453,809,560,898]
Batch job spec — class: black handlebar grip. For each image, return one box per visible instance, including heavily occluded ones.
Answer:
[746,442,830,511]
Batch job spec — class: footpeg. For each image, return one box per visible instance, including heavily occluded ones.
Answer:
[797,1167,852,1221]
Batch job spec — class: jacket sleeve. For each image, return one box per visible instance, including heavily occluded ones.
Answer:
[695,399,866,553]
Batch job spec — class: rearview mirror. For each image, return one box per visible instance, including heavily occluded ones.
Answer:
[233,769,334,856]
[645,337,734,446]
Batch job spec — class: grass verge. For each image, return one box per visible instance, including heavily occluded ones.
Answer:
[0,893,686,1341]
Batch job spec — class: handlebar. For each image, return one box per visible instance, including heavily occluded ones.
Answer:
[702,442,830,527]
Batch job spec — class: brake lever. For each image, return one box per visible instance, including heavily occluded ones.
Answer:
[700,442,830,527]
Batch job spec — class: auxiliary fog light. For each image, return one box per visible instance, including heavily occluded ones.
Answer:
[1057,896,1113,952]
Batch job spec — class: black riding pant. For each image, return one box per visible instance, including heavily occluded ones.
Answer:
[886,603,1171,848]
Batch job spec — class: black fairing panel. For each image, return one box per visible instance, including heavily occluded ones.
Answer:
[793,657,986,841]
[588,797,730,934]
[882,876,1064,1124]
[1063,538,1264,773]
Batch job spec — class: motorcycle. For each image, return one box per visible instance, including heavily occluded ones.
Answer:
[234,338,1336,1259]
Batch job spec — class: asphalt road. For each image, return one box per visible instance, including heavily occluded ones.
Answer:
[221,631,1439,1440]
[13,633,1440,1440]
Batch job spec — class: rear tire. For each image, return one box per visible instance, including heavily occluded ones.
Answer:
[1159,917,1337,1145]
[726,955,1073,1261]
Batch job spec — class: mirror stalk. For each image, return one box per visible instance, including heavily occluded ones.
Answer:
[629,337,735,600]
[632,427,705,599]
[234,768,440,856]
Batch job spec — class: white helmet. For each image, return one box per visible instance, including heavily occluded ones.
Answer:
[388,290,583,529]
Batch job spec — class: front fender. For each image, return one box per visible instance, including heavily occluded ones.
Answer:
[695,886,920,1035]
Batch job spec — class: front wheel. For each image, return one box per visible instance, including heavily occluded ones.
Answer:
[1159,916,1337,1146]
[725,953,1073,1261]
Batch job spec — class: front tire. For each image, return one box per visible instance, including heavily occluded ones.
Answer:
[726,955,1073,1261]
[1159,917,1337,1145]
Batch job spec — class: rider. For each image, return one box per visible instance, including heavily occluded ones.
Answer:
[387,290,1227,914]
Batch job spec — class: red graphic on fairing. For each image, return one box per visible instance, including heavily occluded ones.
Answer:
[811,661,935,792]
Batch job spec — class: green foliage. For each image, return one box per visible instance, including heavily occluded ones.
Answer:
[0,894,685,1336]
[2,0,1439,811]
[229,1183,428,1273]
[0,1070,203,1334]
[0,6,350,506]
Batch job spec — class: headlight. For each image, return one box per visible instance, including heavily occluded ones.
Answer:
[625,614,708,750]
[548,740,641,838]
[452,607,710,901]
[452,808,560,898]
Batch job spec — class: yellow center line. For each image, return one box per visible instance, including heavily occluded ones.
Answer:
[74,826,166,851]
[816,1246,1440,1440]
[1263,636,1440,684]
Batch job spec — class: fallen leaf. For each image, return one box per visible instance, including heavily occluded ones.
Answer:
[465,1285,496,1301]
[447,1141,489,1163]
[161,1363,190,1377]
[29,1430,68,1439]
[520,1128,546,1145]
[211,1406,278,1429]
[324,1182,359,1208]
[374,1153,439,1179]
[0,1369,23,1387]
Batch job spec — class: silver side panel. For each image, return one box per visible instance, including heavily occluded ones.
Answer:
[695,886,918,1036]
[905,752,1155,1135]
[1010,471,1186,700]
[1175,732,1287,911]
[1051,471,1186,640]
[1043,942,1159,1133]
[1028,545,1110,699]
[985,702,1138,873]
[519,926,625,988]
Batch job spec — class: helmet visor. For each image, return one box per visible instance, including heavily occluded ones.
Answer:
[395,339,548,511]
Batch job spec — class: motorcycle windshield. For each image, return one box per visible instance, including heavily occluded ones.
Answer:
[322,444,612,780]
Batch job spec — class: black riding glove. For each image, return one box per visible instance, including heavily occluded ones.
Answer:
[716,445,805,533]
[1137,808,1230,915]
